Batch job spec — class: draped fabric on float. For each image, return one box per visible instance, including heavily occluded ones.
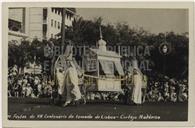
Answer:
[114,61,124,76]
[99,60,125,77]
[99,60,114,76]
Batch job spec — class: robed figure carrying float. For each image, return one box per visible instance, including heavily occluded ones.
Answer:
[54,42,83,107]
[126,59,145,105]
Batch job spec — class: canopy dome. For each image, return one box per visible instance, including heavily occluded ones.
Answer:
[98,38,106,46]
[98,38,107,51]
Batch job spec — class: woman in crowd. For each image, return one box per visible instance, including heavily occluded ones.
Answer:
[170,86,177,102]
[163,82,170,101]
[26,83,33,97]
[142,75,147,103]
[178,83,188,102]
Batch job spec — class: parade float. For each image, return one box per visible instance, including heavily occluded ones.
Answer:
[53,26,144,104]
[82,31,125,92]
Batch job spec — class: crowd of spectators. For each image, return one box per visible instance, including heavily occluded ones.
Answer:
[8,65,56,99]
[145,78,188,102]
[8,65,188,103]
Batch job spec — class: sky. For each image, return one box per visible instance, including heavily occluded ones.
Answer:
[76,8,188,34]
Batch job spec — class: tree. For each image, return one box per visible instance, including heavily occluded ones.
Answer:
[63,17,189,78]
[149,32,188,78]
[8,40,31,73]
[30,39,45,65]
[8,17,188,79]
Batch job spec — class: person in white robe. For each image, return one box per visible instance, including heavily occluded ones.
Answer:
[131,68,143,104]
[54,45,71,102]
[54,43,82,106]
[26,84,33,97]
[63,61,82,107]
[11,65,18,76]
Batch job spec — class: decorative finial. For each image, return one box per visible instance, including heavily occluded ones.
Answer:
[99,24,103,39]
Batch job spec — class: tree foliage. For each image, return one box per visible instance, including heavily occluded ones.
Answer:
[8,17,188,79]
[63,17,188,78]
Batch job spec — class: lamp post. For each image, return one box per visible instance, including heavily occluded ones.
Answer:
[61,8,66,54]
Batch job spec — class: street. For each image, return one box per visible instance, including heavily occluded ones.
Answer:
[8,97,188,121]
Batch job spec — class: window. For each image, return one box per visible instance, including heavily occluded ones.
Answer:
[54,21,56,28]
[8,19,22,32]
[58,22,60,29]
[43,8,47,20]
[42,24,47,33]
[51,19,53,27]
[8,8,25,33]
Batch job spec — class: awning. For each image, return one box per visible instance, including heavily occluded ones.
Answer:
[99,60,114,75]
[114,61,124,76]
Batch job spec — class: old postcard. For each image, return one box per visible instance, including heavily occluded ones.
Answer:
[2,1,195,128]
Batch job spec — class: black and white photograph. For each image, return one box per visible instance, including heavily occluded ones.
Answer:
[2,2,194,126]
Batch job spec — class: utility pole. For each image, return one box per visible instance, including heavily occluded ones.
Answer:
[61,8,66,53]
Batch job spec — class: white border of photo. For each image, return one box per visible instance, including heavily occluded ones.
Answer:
[1,1,195,128]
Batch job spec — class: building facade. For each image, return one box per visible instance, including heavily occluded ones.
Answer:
[8,7,75,43]
[8,7,29,44]
[29,7,75,41]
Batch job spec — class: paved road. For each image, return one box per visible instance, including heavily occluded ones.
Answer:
[8,98,188,121]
